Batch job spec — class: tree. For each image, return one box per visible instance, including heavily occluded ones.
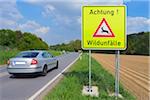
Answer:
[49,39,81,52]
[0,29,49,50]
[0,29,17,48]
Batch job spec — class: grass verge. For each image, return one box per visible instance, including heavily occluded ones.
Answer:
[0,50,19,65]
[48,50,61,56]
[44,54,135,100]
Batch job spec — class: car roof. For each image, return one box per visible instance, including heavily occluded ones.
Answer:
[20,50,47,53]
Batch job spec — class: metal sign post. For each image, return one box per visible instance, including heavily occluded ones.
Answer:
[115,50,120,97]
[82,5,126,98]
[88,50,92,93]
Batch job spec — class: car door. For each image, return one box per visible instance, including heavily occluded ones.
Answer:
[41,52,50,69]
[47,52,57,69]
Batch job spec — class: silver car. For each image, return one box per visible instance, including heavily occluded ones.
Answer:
[7,50,58,76]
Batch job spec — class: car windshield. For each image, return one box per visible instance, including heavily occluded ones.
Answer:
[16,52,39,58]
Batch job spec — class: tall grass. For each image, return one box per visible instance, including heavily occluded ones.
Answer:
[44,54,135,100]
[48,50,61,56]
[0,50,19,65]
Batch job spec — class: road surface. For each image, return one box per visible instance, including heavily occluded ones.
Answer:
[92,53,150,100]
[0,52,80,100]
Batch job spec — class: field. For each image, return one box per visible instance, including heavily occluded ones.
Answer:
[0,50,61,65]
[44,54,135,100]
[92,53,150,100]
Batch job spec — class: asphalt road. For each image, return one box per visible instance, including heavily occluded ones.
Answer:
[0,52,80,100]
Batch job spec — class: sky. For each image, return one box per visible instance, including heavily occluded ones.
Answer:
[0,0,149,45]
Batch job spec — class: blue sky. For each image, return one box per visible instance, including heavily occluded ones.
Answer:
[125,0,149,18]
[0,0,149,45]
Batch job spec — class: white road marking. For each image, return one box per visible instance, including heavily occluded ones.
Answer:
[28,53,82,100]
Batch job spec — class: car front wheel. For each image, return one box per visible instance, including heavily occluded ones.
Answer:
[42,65,47,76]
[55,61,58,69]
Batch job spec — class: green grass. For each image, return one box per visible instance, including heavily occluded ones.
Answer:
[44,54,135,100]
[48,50,61,56]
[0,50,61,65]
[0,50,19,65]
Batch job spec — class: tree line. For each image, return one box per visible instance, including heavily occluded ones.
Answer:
[50,32,149,55]
[0,29,149,55]
[0,29,48,50]
[50,40,81,52]
[125,32,149,55]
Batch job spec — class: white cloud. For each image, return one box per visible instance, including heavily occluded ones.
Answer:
[21,0,38,4]
[127,16,150,34]
[18,20,40,30]
[41,3,81,29]
[0,18,17,29]
[34,27,50,35]
[42,4,56,17]
[45,4,55,11]
[0,1,23,21]
[0,1,50,41]
[56,15,72,25]
[23,0,123,3]
[146,19,150,25]
[17,20,50,36]
[0,0,23,29]
[42,5,68,26]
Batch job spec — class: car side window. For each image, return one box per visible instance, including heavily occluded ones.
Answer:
[42,52,53,58]
[48,53,53,58]
[42,52,49,58]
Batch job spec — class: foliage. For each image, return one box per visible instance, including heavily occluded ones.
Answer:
[50,40,81,52]
[0,29,17,48]
[0,29,48,50]
[44,54,135,100]
[50,32,149,55]
[48,50,61,56]
[125,32,149,55]
[0,50,19,65]
[0,29,149,55]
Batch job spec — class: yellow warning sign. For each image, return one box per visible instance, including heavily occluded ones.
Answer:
[82,6,126,50]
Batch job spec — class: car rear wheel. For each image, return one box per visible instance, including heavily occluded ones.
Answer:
[55,61,58,69]
[11,74,17,78]
[42,65,47,76]
[10,74,19,78]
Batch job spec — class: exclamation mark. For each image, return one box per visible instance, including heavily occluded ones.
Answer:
[116,9,119,14]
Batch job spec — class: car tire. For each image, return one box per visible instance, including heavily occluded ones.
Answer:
[10,74,18,78]
[42,65,47,76]
[10,74,16,78]
[55,61,59,69]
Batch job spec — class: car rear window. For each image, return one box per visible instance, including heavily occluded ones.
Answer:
[16,52,39,58]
